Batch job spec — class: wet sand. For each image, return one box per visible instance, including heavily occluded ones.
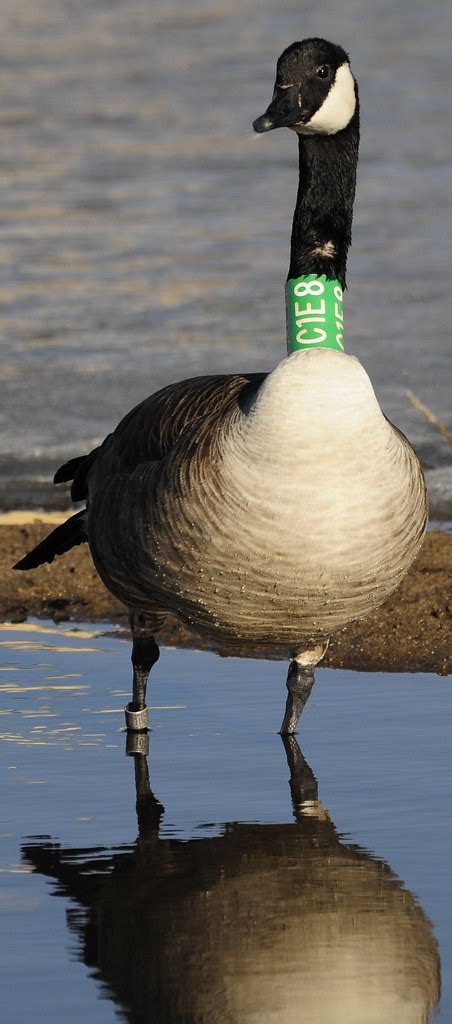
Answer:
[0,513,450,675]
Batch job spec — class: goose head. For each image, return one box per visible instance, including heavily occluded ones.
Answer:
[253,37,357,137]
[253,38,360,290]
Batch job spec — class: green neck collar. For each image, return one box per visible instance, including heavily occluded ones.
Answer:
[285,275,345,354]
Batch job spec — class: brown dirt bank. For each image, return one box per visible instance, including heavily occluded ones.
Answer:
[1,515,450,675]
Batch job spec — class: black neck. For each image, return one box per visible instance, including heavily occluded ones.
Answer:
[288,106,359,289]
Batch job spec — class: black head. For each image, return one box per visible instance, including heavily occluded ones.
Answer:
[253,38,357,137]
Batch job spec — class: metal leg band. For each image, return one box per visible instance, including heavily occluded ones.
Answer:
[124,703,149,731]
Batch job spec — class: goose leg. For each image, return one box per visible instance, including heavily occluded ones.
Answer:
[279,641,329,735]
[280,662,315,735]
[125,610,162,732]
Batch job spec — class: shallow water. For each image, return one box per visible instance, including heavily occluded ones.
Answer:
[0,0,451,515]
[0,619,451,1022]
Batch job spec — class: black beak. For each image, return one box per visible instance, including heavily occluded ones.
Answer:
[253,85,302,133]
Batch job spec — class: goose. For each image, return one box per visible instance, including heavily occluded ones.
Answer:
[14,38,427,735]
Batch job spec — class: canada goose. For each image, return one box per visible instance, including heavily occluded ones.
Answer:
[14,38,427,734]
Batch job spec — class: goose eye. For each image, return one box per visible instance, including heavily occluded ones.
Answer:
[316,65,330,79]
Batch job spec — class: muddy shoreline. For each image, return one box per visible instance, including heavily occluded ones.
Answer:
[1,515,450,675]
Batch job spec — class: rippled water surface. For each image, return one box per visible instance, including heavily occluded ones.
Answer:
[1,620,451,1022]
[0,0,451,513]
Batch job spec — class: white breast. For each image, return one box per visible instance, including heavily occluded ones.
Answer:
[152,349,426,649]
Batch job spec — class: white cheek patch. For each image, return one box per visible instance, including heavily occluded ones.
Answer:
[296,63,356,136]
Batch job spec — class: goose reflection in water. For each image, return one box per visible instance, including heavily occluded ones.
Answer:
[23,737,440,1024]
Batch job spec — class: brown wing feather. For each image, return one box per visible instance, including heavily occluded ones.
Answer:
[54,372,266,502]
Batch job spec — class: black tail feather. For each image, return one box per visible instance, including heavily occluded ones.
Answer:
[54,444,104,502]
[53,456,87,485]
[13,510,88,570]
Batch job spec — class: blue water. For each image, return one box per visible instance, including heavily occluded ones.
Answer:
[0,621,451,1021]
